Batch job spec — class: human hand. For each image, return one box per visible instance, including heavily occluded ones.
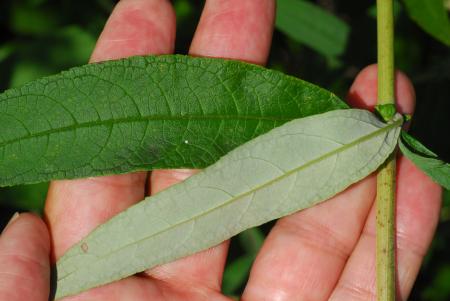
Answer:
[1,1,441,300]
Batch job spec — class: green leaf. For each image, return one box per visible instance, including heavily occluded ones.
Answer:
[403,0,450,46]
[275,0,350,57]
[375,104,397,122]
[422,264,450,300]
[9,61,55,88]
[174,0,193,21]
[239,227,265,255]
[399,131,450,189]
[0,182,48,213]
[54,109,402,299]
[222,254,254,295]
[10,2,60,35]
[0,43,15,63]
[222,227,265,295]
[441,189,450,221]
[0,55,347,187]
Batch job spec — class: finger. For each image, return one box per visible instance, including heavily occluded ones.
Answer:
[0,214,50,301]
[189,0,275,64]
[242,65,416,301]
[329,158,441,300]
[242,177,376,301]
[44,0,176,260]
[90,0,176,62]
[146,0,275,292]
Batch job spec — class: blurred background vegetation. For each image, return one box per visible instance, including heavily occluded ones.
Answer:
[0,0,449,299]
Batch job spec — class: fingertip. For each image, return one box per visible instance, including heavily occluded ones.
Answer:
[395,71,416,115]
[347,64,378,110]
[0,213,51,301]
[347,64,416,115]
[2,213,50,243]
[189,0,275,65]
[1,213,51,252]
[90,0,176,62]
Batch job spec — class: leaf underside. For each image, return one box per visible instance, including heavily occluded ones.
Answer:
[55,109,402,299]
[0,55,347,187]
[399,131,450,190]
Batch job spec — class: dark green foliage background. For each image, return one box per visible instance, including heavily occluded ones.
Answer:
[0,0,449,299]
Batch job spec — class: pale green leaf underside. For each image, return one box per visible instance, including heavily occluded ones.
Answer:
[55,109,402,299]
[0,54,347,187]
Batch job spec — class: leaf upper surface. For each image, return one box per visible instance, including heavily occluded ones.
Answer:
[55,109,402,299]
[276,0,350,57]
[403,0,450,46]
[0,55,347,187]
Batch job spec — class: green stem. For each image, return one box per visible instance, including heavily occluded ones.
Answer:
[376,0,396,300]
[376,157,396,301]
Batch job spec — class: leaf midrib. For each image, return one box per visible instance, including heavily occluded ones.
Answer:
[58,116,402,283]
[0,114,294,149]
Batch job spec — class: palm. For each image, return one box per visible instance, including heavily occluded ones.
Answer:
[37,1,441,301]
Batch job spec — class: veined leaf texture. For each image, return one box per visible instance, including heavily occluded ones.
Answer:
[0,55,347,187]
[399,131,450,190]
[55,109,402,299]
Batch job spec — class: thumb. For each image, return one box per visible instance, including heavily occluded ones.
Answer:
[0,213,51,301]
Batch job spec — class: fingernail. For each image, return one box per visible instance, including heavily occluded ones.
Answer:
[2,212,20,234]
